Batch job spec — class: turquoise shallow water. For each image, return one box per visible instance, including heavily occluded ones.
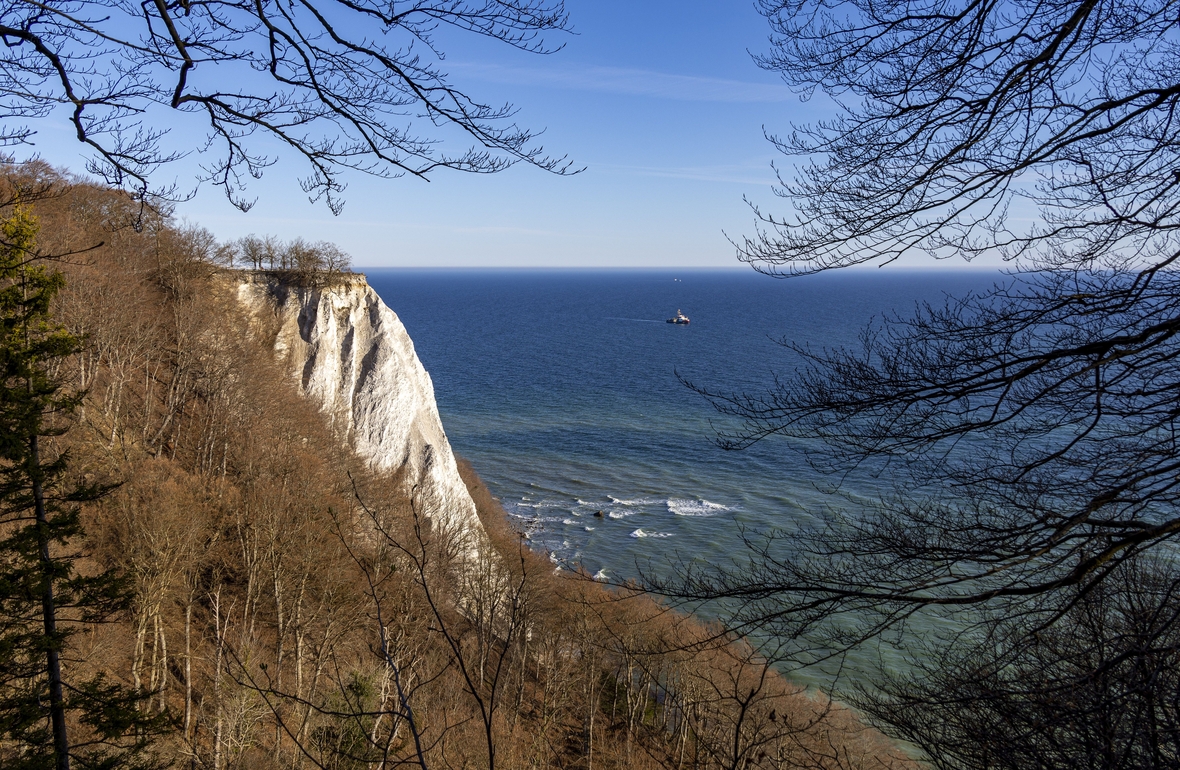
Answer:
[366,268,1000,587]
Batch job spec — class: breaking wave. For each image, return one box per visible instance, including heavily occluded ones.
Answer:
[609,496,663,507]
[667,499,734,517]
[629,528,673,539]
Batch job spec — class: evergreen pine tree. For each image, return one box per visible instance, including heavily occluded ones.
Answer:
[0,205,168,769]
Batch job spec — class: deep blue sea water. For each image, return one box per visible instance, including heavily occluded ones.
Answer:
[366,268,1002,587]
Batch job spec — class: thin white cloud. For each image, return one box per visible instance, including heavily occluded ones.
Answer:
[591,161,776,185]
[447,62,794,103]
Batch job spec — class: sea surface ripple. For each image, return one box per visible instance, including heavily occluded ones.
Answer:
[366,268,999,587]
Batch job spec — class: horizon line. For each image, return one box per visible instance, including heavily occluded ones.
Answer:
[353,264,1008,272]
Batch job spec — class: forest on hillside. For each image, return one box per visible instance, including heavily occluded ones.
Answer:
[0,159,908,769]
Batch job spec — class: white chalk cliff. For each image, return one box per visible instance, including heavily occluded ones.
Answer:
[234,272,482,540]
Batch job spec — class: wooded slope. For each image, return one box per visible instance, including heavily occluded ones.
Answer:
[2,160,908,770]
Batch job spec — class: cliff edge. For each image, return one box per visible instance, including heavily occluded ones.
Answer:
[234,272,481,539]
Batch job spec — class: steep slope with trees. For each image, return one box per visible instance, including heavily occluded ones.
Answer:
[0,200,168,770]
[0,158,909,769]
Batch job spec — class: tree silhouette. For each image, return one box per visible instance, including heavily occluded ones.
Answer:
[664,0,1180,763]
[674,0,1180,641]
[0,0,576,210]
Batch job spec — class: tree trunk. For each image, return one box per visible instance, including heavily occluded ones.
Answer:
[32,434,71,770]
[212,587,226,770]
[184,594,193,740]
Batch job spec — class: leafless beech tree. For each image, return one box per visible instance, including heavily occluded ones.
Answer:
[662,0,1180,765]
[739,0,1180,275]
[0,0,576,210]
[854,556,1180,770]
[674,0,1180,634]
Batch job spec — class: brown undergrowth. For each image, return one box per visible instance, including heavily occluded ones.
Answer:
[460,459,912,770]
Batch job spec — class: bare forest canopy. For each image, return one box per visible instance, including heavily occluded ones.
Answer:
[0,160,911,770]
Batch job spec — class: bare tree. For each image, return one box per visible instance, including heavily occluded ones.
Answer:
[0,0,577,210]
[344,481,532,770]
[854,556,1180,769]
[663,0,1180,764]
[739,0,1180,276]
[229,234,350,280]
[236,235,281,270]
[667,0,1180,639]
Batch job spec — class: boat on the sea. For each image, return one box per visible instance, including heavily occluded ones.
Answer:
[666,309,690,325]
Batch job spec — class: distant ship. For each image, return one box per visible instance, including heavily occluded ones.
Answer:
[667,309,690,325]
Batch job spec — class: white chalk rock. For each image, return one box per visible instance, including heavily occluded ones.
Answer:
[234,273,481,540]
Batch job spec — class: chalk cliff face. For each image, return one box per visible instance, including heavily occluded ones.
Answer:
[234,273,481,539]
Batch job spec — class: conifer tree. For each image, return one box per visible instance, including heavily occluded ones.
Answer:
[0,205,166,770]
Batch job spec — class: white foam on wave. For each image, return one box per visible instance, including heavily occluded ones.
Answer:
[563,518,577,525]
[593,568,609,581]
[515,498,567,510]
[630,528,673,539]
[609,495,663,507]
[584,526,595,532]
[667,499,733,517]
[607,510,636,519]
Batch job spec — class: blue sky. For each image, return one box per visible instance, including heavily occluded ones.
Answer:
[19,2,970,269]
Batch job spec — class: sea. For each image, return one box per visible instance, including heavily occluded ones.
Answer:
[366,268,1001,587]
[366,268,1007,689]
